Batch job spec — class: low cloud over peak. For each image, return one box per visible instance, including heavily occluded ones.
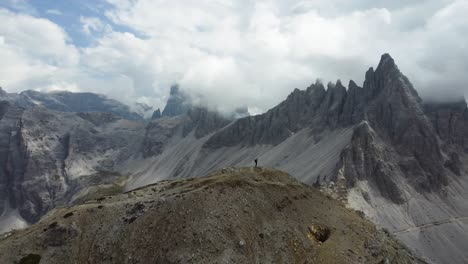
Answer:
[0,0,466,114]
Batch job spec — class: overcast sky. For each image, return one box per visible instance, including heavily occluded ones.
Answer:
[0,0,466,114]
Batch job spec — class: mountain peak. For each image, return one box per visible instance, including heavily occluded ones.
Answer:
[380,53,394,62]
[162,84,191,117]
[169,84,181,96]
[335,79,344,89]
[348,80,359,89]
[376,53,399,73]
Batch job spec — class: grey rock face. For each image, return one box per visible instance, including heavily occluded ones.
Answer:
[423,99,468,178]
[424,99,468,152]
[205,81,331,147]
[320,81,347,127]
[182,107,231,138]
[0,102,26,216]
[162,85,191,117]
[206,54,451,195]
[141,116,184,158]
[142,107,231,158]
[151,108,162,119]
[14,90,143,120]
[362,54,447,192]
[0,103,145,223]
[0,88,7,98]
[339,122,405,204]
[340,80,366,125]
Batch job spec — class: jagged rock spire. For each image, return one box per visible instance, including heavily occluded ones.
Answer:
[162,84,191,117]
[151,108,162,119]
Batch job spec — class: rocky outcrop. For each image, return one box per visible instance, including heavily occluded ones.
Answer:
[141,107,231,158]
[362,55,447,192]
[205,81,329,147]
[0,103,145,224]
[339,80,366,125]
[0,102,26,216]
[423,99,468,152]
[182,107,231,138]
[0,88,7,98]
[141,116,184,158]
[338,122,405,204]
[162,85,191,117]
[0,168,425,264]
[151,108,162,119]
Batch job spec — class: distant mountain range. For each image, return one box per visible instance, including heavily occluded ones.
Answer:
[0,54,467,264]
[0,88,143,120]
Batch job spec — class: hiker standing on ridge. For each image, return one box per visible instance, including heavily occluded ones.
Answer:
[254,159,258,168]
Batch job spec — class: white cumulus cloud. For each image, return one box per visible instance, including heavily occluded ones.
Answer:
[0,0,467,114]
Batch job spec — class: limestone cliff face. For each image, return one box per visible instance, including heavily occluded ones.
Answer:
[182,107,231,138]
[0,103,145,223]
[338,122,405,204]
[422,100,468,177]
[204,81,333,147]
[151,108,162,119]
[361,55,447,192]
[424,99,468,151]
[204,54,453,196]
[0,102,26,217]
[161,85,191,117]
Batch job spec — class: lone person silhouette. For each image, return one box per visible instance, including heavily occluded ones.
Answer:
[254,158,258,168]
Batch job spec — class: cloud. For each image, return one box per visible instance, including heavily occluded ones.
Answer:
[46,9,62,15]
[0,8,79,91]
[80,16,111,36]
[0,8,162,110]
[3,0,37,15]
[101,0,467,110]
[0,1,467,114]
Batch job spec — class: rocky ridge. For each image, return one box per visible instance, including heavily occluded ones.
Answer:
[0,168,425,264]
